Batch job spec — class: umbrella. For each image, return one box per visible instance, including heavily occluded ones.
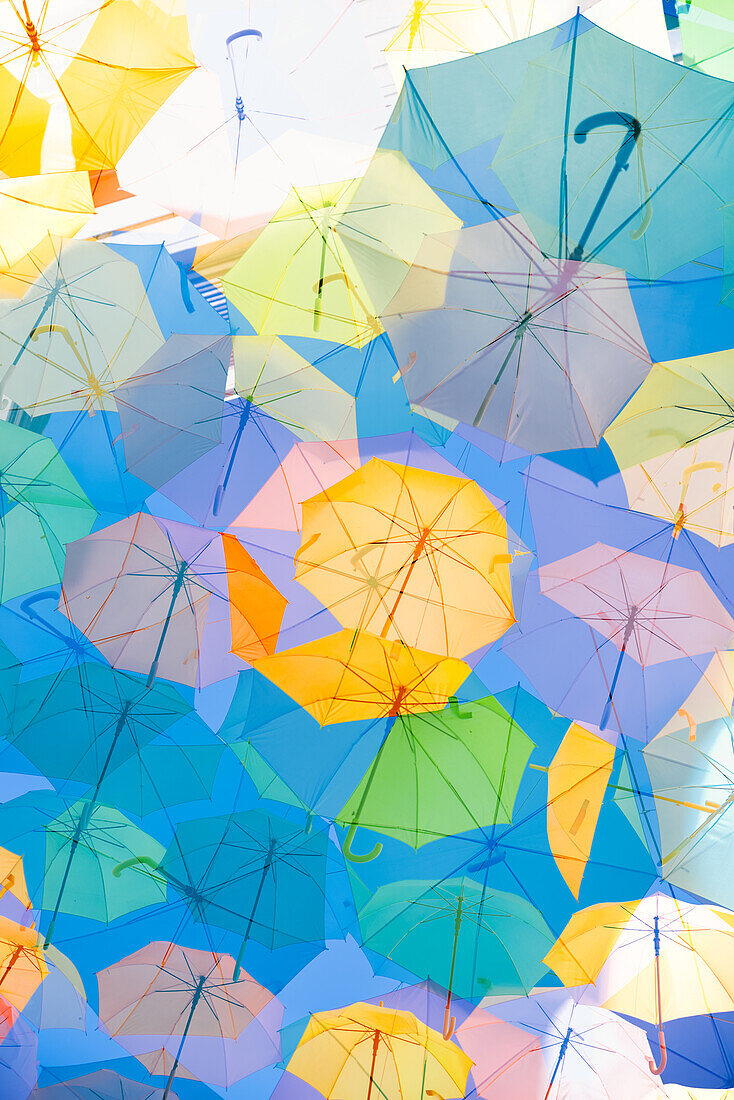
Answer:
[116,0,392,238]
[643,718,734,908]
[59,513,286,688]
[535,542,734,732]
[616,433,734,548]
[679,0,734,80]
[117,807,331,980]
[545,894,734,1074]
[535,721,616,899]
[0,419,96,603]
[97,941,276,1099]
[492,20,734,279]
[0,239,164,418]
[0,173,92,296]
[112,334,232,493]
[604,349,734,470]
[655,650,734,740]
[294,457,515,658]
[221,149,460,348]
[286,1000,472,1100]
[457,987,666,1099]
[254,629,470,727]
[0,0,195,176]
[358,876,555,1039]
[0,915,46,1012]
[382,216,651,453]
[29,1070,180,1100]
[41,798,167,946]
[334,694,534,851]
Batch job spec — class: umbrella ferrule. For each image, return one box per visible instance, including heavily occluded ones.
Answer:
[235,96,246,122]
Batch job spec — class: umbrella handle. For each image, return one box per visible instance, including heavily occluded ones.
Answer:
[342,821,382,863]
[112,855,160,877]
[226,29,262,119]
[442,1003,456,1041]
[647,1027,667,1075]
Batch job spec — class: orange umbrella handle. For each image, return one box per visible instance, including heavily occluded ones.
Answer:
[648,1028,667,1075]
[442,1001,456,1041]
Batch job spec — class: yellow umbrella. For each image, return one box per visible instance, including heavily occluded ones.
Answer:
[286,1001,472,1100]
[604,349,734,469]
[294,458,515,658]
[655,650,734,742]
[0,913,48,1012]
[254,629,470,727]
[545,894,734,1076]
[0,172,92,296]
[0,0,195,176]
[221,149,460,348]
[531,723,615,900]
[0,846,31,911]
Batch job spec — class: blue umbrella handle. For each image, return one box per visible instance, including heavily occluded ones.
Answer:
[569,111,642,262]
[226,29,262,120]
[342,821,382,863]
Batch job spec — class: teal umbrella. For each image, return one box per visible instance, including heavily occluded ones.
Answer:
[115,808,330,980]
[42,799,167,946]
[0,419,96,603]
[358,876,554,1039]
[492,18,734,279]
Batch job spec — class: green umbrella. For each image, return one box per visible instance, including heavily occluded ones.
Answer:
[358,876,554,1039]
[679,0,734,81]
[492,19,734,279]
[335,696,534,855]
[0,419,96,602]
[43,799,167,946]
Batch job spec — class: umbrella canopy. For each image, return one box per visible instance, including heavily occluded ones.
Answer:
[221,149,460,348]
[643,718,734,908]
[617,432,734,548]
[29,1070,179,1100]
[42,798,166,945]
[286,1000,472,1100]
[113,334,231,493]
[294,457,515,657]
[492,20,734,280]
[98,942,275,1099]
[458,987,665,1100]
[254,629,470,725]
[545,894,734,1074]
[0,173,92,296]
[0,914,47,1012]
[382,216,651,452]
[604,350,734,470]
[59,513,286,688]
[0,0,195,176]
[150,808,331,978]
[0,239,164,417]
[358,876,555,1037]
[537,543,734,731]
[334,694,533,850]
[0,419,96,603]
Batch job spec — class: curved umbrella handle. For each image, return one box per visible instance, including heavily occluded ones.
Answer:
[647,1027,667,1075]
[442,1003,456,1041]
[112,855,160,878]
[569,111,642,262]
[226,29,262,120]
[342,821,382,863]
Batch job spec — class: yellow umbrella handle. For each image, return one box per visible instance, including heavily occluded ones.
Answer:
[342,821,382,863]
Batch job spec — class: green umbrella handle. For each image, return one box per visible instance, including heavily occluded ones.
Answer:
[112,855,161,878]
[342,821,382,863]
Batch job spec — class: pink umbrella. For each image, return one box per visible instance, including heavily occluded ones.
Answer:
[98,942,277,1099]
[537,543,734,730]
[457,989,665,1100]
[59,513,286,688]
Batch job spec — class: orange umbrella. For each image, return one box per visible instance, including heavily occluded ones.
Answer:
[0,914,47,1013]
[294,458,515,658]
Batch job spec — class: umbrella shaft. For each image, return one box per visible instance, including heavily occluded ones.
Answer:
[473,328,524,428]
[599,640,628,730]
[163,978,205,1100]
[147,569,187,688]
[233,856,272,979]
[44,815,88,947]
[366,1029,380,1100]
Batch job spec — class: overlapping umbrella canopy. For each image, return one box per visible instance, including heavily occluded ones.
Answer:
[0,4,733,1100]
